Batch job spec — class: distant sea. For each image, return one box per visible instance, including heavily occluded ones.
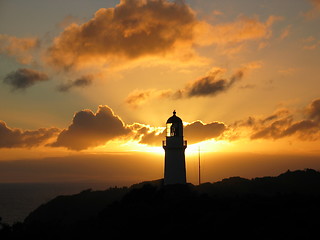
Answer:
[0,182,113,225]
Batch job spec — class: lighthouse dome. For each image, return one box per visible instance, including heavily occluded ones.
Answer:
[166,110,182,124]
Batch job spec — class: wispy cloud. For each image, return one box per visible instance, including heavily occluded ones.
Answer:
[279,25,291,40]
[301,35,319,50]
[126,67,246,107]
[0,34,39,64]
[233,99,320,141]
[57,75,93,92]
[304,0,320,19]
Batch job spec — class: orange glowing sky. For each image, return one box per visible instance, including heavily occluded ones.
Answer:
[1,0,320,184]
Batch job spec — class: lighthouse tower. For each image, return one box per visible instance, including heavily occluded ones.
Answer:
[163,110,187,185]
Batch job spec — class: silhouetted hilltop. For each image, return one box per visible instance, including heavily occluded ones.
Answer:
[198,168,320,196]
[24,186,129,226]
[2,169,320,239]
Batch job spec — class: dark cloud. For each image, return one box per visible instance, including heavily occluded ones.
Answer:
[184,69,244,98]
[51,105,130,150]
[126,69,245,107]
[250,116,293,140]
[136,126,165,146]
[57,75,93,92]
[184,121,227,144]
[233,109,290,129]
[137,120,227,146]
[3,68,48,91]
[45,0,197,70]
[0,121,60,148]
[251,118,320,141]
[307,98,320,122]
[248,99,320,141]
[281,120,319,140]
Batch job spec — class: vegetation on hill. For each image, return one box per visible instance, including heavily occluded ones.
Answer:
[1,169,320,239]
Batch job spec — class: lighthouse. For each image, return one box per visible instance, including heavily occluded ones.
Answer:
[163,110,187,185]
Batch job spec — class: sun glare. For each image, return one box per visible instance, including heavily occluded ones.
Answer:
[186,139,230,156]
[92,138,232,156]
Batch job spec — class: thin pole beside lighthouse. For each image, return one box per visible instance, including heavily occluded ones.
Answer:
[198,146,201,185]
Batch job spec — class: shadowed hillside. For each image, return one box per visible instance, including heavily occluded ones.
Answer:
[1,169,320,239]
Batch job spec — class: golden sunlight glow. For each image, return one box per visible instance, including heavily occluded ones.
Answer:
[91,137,235,157]
[93,139,165,155]
[186,139,232,156]
[1,0,320,185]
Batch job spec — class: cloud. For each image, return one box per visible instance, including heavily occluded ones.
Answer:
[184,121,227,144]
[125,90,154,108]
[194,15,281,46]
[183,69,244,98]
[0,34,39,64]
[0,105,227,150]
[212,10,224,16]
[0,121,60,148]
[250,116,294,140]
[0,2,280,85]
[135,125,166,146]
[136,120,227,146]
[57,75,93,92]
[307,98,320,121]
[3,68,49,91]
[3,98,320,151]
[279,25,291,40]
[281,120,319,140]
[304,0,320,19]
[126,89,173,108]
[44,0,279,71]
[245,99,320,141]
[0,104,227,150]
[51,105,130,150]
[278,67,299,76]
[126,68,245,107]
[301,36,320,50]
[45,0,197,70]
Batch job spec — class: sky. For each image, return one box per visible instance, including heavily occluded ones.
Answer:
[1,0,320,185]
